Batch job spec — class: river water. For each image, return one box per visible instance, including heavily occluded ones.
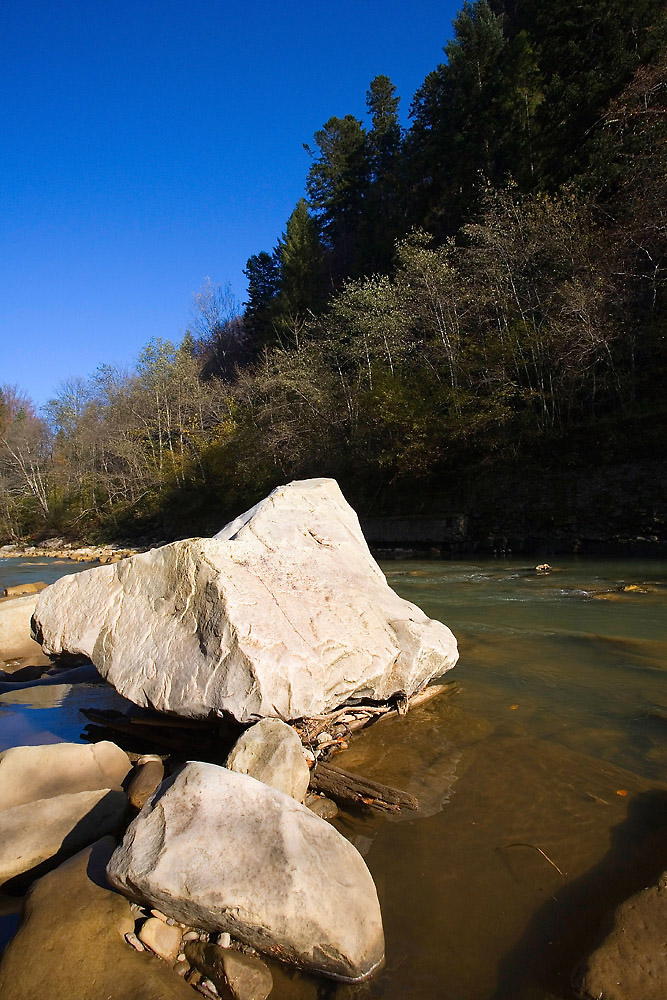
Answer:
[1,556,667,999]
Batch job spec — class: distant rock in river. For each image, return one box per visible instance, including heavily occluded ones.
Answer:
[32,478,459,722]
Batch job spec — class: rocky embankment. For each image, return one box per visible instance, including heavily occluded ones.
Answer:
[0,540,140,565]
[0,478,459,1000]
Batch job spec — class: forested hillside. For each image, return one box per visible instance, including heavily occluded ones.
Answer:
[2,0,665,547]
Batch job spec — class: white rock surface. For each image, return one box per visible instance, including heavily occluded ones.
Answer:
[0,741,131,811]
[226,718,310,801]
[106,761,384,982]
[0,594,46,662]
[0,788,127,884]
[32,478,459,722]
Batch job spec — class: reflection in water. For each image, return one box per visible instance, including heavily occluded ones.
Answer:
[1,556,667,997]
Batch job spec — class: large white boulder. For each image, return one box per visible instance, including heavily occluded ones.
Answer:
[32,478,459,722]
[106,761,385,982]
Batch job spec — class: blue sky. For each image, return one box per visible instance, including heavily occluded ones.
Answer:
[1,1,459,408]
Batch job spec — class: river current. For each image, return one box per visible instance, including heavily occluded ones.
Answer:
[1,555,666,999]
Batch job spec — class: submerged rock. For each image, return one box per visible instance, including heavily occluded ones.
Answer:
[0,837,193,1000]
[32,478,458,722]
[226,717,310,801]
[185,942,273,1000]
[573,873,667,1000]
[107,760,384,982]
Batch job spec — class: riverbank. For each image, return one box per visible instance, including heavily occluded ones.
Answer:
[0,541,141,564]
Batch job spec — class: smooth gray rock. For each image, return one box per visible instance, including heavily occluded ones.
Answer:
[0,788,127,884]
[226,718,310,801]
[32,478,458,722]
[107,761,384,982]
[0,741,131,811]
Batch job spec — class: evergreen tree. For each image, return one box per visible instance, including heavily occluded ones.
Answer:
[305,114,369,283]
[243,251,281,351]
[274,199,325,318]
[407,1,510,235]
[364,75,404,272]
[366,75,402,180]
[512,0,666,186]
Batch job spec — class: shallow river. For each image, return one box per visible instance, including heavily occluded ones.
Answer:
[1,556,667,999]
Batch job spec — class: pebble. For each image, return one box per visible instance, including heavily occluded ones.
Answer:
[182,930,200,943]
[151,908,169,922]
[175,962,190,977]
[216,932,231,948]
[304,792,339,820]
[316,731,331,743]
[201,979,218,996]
[177,953,187,962]
[138,917,183,962]
[124,931,144,952]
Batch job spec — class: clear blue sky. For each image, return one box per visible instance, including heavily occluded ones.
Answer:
[1,0,459,408]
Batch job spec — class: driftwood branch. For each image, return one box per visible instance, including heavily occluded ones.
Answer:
[310,762,419,814]
[298,681,460,746]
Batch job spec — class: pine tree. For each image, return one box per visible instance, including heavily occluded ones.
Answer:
[364,75,404,272]
[243,251,281,351]
[407,1,510,235]
[305,114,369,283]
[274,199,325,318]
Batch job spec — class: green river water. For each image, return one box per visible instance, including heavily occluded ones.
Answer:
[1,555,666,999]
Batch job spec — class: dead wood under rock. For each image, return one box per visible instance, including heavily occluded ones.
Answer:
[310,763,419,814]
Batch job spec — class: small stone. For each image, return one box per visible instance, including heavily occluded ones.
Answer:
[124,931,144,952]
[177,953,187,962]
[175,962,190,977]
[216,932,231,948]
[182,930,200,942]
[127,758,164,810]
[219,950,273,1000]
[150,908,168,922]
[226,717,310,802]
[201,980,218,996]
[138,916,183,962]
[304,792,339,820]
[185,943,273,1000]
[316,731,331,744]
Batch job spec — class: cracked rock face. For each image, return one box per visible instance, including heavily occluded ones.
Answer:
[106,761,385,982]
[32,478,459,722]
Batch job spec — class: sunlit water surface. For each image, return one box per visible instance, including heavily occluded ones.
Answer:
[1,556,666,999]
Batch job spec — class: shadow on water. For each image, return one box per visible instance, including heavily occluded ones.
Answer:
[492,789,667,1000]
